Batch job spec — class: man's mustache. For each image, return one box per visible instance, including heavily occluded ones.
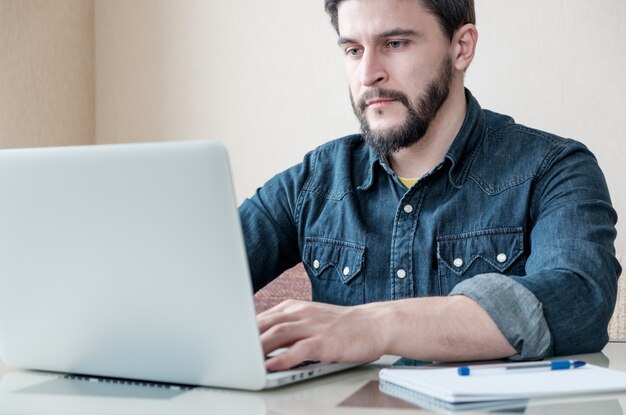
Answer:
[357,88,412,112]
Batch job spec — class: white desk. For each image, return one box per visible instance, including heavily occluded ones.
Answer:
[1,343,626,414]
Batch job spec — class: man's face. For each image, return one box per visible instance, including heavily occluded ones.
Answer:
[337,0,455,157]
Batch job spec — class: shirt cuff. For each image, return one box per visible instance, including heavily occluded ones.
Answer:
[449,273,552,360]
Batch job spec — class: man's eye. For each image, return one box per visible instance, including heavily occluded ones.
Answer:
[387,41,405,49]
[346,47,363,57]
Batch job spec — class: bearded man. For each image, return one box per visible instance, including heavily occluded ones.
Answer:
[239,0,621,371]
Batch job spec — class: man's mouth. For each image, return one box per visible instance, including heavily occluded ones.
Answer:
[356,88,408,113]
[365,98,397,108]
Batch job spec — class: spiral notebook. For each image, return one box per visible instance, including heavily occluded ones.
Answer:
[379,363,626,406]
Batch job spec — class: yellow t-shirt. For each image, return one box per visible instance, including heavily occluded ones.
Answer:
[398,176,419,189]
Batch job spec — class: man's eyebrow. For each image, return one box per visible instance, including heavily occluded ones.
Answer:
[337,28,422,45]
[378,28,421,39]
[337,36,357,46]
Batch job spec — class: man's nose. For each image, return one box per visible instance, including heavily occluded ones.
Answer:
[360,51,388,87]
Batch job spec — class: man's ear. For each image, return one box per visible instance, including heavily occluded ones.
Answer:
[452,24,478,71]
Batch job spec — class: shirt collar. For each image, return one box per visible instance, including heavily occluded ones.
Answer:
[356,142,381,192]
[444,89,485,188]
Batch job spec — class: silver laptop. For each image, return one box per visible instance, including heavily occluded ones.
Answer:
[0,140,360,390]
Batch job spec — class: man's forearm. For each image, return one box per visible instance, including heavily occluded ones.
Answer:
[365,296,517,361]
[258,296,516,371]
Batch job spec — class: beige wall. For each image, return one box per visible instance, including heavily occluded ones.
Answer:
[94,0,215,145]
[0,0,94,148]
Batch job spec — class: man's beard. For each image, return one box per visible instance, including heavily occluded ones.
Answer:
[350,56,454,158]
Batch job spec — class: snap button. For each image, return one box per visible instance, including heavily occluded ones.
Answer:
[403,205,414,214]
[396,269,407,279]
[313,260,320,269]
[453,258,464,268]
[497,253,507,263]
[343,266,350,276]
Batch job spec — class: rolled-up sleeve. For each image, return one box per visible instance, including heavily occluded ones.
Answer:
[450,273,551,360]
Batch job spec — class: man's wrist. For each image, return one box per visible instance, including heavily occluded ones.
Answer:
[355,301,397,357]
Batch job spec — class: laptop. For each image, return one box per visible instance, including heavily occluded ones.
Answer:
[0,140,361,390]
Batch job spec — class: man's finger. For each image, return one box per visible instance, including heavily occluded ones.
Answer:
[265,340,317,372]
[256,300,311,333]
[260,320,310,356]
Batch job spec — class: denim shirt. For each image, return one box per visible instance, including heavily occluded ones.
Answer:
[239,90,621,360]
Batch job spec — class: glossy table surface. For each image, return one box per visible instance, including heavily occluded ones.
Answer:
[2,343,626,414]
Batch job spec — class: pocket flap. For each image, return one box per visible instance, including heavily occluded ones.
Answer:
[437,227,524,276]
[303,237,365,284]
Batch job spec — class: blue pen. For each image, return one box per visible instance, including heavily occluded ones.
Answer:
[457,360,586,376]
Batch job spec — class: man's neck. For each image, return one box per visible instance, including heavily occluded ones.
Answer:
[388,86,467,179]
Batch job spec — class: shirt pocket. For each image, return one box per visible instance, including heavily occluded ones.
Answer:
[436,227,525,295]
[302,237,365,305]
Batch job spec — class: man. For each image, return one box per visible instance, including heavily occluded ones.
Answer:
[240,0,621,372]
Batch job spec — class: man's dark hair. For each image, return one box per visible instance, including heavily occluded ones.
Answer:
[324,0,475,40]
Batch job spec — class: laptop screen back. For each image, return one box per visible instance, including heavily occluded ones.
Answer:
[0,141,268,390]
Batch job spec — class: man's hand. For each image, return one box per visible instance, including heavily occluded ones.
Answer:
[257,296,517,372]
[257,300,388,372]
